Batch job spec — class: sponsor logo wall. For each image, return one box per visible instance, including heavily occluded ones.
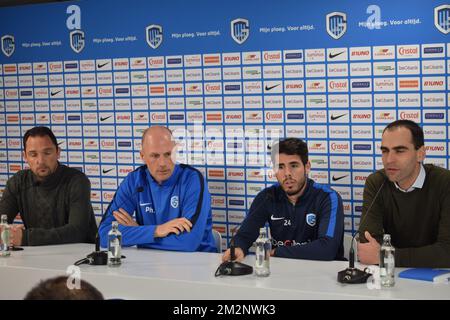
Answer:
[0,0,449,249]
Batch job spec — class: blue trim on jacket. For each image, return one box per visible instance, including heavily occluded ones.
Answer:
[99,164,216,252]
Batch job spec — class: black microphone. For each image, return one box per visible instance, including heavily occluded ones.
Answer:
[215,190,274,276]
[337,176,387,284]
[75,186,144,266]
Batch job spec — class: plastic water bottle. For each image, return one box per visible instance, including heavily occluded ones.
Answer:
[380,234,395,287]
[254,227,271,277]
[107,221,122,267]
[0,215,11,257]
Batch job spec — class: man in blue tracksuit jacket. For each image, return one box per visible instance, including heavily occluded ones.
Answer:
[222,138,344,261]
[99,126,216,252]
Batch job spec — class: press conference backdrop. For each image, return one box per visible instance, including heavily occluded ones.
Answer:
[0,0,449,250]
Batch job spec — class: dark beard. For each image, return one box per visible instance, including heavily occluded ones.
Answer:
[285,176,307,196]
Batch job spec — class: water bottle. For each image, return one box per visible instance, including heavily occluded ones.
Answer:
[107,221,122,267]
[254,227,271,277]
[0,215,11,257]
[380,234,395,287]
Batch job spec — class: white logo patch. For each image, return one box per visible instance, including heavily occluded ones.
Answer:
[171,196,179,208]
[306,213,317,227]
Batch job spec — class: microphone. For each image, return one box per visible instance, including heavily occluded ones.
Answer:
[337,176,387,284]
[215,190,274,276]
[75,186,144,266]
[215,228,254,276]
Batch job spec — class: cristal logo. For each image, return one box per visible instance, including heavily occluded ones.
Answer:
[205,84,221,91]
[52,114,64,121]
[5,90,18,97]
[104,193,114,201]
[329,81,347,89]
[101,140,114,147]
[168,87,183,92]
[99,88,112,94]
[207,141,223,149]
[331,143,349,151]
[148,58,163,66]
[398,47,418,55]
[69,141,81,147]
[8,140,20,147]
[49,63,62,71]
[400,111,419,120]
[151,113,165,121]
[355,176,367,181]
[266,112,282,121]
[213,198,225,205]
[264,52,281,60]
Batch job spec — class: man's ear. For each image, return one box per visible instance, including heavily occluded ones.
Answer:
[417,145,425,163]
[304,160,311,175]
[170,143,178,164]
[56,147,61,160]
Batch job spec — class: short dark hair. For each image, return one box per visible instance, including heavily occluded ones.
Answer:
[271,138,308,165]
[24,276,104,300]
[383,120,424,149]
[23,126,58,151]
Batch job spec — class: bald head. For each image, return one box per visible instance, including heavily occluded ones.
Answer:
[141,126,173,145]
[140,126,177,184]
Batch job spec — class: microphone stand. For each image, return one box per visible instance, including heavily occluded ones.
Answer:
[215,237,253,276]
[337,178,386,284]
[215,190,275,276]
[75,186,144,266]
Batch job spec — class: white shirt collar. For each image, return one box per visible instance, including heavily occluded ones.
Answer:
[394,164,426,193]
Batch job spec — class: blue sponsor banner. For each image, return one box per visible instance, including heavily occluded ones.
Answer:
[0,0,448,241]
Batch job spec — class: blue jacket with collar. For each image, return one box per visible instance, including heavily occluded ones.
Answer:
[99,164,216,252]
[234,179,344,260]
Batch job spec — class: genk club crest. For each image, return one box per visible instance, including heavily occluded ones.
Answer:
[231,18,249,44]
[69,30,85,53]
[326,12,347,40]
[146,24,163,49]
[1,35,15,57]
[434,5,450,34]
[306,213,316,227]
